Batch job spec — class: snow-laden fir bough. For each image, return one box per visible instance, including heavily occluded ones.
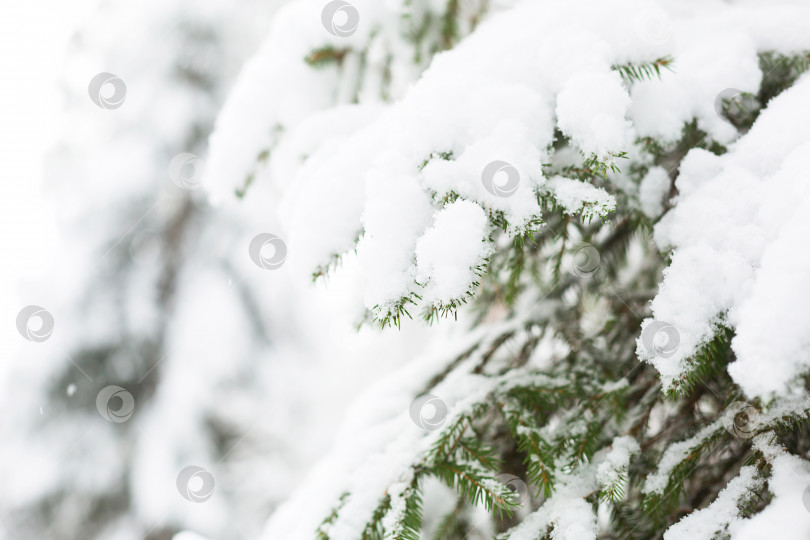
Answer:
[203,0,810,538]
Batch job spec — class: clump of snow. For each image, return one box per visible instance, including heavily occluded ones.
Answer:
[556,70,631,159]
[597,435,640,493]
[727,148,810,398]
[640,75,810,399]
[550,497,599,540]
[638,166,670,218]
[628,18,762,145]
[415,200,490,305]
[356,164,434,312]
[545,176,617,221]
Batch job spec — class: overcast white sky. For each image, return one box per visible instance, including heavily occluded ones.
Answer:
[0,0,97,367]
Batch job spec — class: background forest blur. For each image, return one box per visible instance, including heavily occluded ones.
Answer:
[0,1,435,538]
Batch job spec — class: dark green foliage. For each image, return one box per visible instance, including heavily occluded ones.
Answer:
[431,460,517,518]
[757,50,810,108]
[372,292,422,329]
[384,479,425,540]
[717,91,760,132]
[600,468,629,503]
[666,325,734,399]
[583,151,629,179]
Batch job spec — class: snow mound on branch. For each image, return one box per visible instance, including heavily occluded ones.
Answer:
[664,466,761,540]
[556,70,631,159]
[639,75,810,399]
[545,176,617,221]
[415,200,490,304]
[638,166,670,218]
[643,420,722,496]
[729,440,810,540]
[597,435,640,491]
[356,162,435,311]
